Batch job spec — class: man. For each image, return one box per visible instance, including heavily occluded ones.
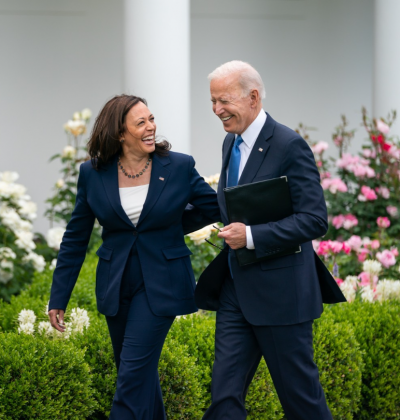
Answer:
[198,61,342,420]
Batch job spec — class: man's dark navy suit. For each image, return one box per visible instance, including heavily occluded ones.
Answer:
[200,113,335,420]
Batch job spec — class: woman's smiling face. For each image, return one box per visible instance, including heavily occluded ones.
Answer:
[122,101,157,156]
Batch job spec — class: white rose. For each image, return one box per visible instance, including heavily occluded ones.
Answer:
[62,145,77,159]
[50,258,57,270]
[0,171,19,183]
[81,108,92,120]
[63,120,86,137]
[0,247,17,260]
[46,226,65,250]
[18,200,37,220]
[23,252,46,273]
[73,112,81,121]
[0,260,13,283]
[15,230,36,251]
[188,225,214,245]
[56,179,65,189]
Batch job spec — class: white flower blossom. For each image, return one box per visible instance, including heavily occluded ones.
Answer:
[18,322,35,335]
[0,206,23,231]
[14,230,36,251]
[339,280,356,302]
[0,171,19,183]
[361,285,375,302]
[81,108,92,121]
[0,260,14,283]
[69,308,90,333]
[72,112,81,121]
[0,247,16,260]
[18,200,37,220]
[18,309,36,325]
[56,179,65,189]
[50,259,57,270]
[63,120,86,137]
[203,173,220,186]
[23,252,46,273]
[375,280,400,302]
[363,259,382,277]
[46,227,65,250]
[62,145,77,159]
[188,225,215,245]
[38,321,54,336]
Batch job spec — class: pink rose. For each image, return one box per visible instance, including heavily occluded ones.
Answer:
[348,235,362,251]
[386,206,398,218]
[312,240,320,252]
[329,241,344,254]
[332,215,345,229]
[370,240,380,250]
[376,119,390,134]
[311,141,329,155]
[362,148,376,159]
[358,272,371,287]
[376,187,390,199]
[360,185,378,200]
[357,248,370,262]
[335,278,344,286]
[391,247,399,257]
[377,217,391,229]
[342,242,351,254]
[376,249,396,268]
[317,241,330,256]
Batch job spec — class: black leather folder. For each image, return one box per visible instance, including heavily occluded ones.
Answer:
[224,176,301,266]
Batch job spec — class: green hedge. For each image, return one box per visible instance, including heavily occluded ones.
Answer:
[0,250,399,419]
[327,301,400,419]
[0,332,97,420]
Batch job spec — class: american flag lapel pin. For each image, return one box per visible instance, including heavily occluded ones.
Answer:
[259,148,263,152]
[159,177,165,181]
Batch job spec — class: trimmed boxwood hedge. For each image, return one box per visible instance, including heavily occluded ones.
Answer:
[0,332,97,420]
[326,301,400,419]
[0,250,399,419]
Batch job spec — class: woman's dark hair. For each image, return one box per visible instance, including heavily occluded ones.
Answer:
[87,94,171,169]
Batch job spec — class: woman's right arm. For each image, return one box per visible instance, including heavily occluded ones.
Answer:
[48,164,95,331]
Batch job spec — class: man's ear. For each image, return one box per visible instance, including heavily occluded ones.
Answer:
[249,89,260,108]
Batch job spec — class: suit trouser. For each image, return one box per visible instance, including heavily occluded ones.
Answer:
[202,275,332,420]
[106,245,175,420]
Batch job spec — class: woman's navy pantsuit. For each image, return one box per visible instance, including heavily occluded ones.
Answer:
[48,152,220,419]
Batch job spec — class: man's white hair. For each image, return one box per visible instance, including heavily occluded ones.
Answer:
[208,60,266,99]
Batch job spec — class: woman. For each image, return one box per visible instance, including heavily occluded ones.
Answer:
[48,94,220,419]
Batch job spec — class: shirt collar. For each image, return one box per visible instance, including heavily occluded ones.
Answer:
[236,109,267,149]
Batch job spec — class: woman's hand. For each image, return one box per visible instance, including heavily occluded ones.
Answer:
[48,309,66,332]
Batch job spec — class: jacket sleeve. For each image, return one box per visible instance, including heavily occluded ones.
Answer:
[182,155,221,234]
[252,136,328,258]
[48,164,96,311]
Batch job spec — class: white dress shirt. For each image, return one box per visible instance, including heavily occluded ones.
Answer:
[227,109,267,249]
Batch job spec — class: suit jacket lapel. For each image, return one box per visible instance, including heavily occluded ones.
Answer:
[100,155,134,229]
[137,153,171,226]
[238,113,275,185]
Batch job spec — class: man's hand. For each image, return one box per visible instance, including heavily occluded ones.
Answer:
[48,309,66,333]
[218,222,246,249]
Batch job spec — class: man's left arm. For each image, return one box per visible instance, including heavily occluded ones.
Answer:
[250,136,328,258]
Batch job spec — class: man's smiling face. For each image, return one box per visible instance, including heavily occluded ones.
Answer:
[210,73,254,135]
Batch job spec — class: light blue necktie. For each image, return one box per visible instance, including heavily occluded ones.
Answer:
[227,135,243,187]
[227,135,243,277]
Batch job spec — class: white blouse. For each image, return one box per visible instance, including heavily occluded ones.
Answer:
[119,184,149,226]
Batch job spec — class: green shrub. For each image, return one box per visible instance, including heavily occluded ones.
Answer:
[0,252,99,333]
[327,301,400,419]
[69,315,116,420]
[0,332,97,420]
[314,315,363,419]
[246,360,284,420]
[160,339,205,419]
